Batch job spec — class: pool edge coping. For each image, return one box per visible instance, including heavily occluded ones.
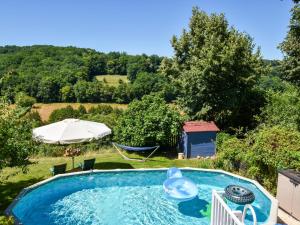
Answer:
[5,167,278,225]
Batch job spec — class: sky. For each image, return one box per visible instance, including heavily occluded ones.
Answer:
[0,0,295,59]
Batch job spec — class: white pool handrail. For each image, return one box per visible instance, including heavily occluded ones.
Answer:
[211,190,258,225]
[242,204,257,225]
[211,190,244,225]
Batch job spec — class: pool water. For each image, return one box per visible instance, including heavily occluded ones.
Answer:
[12,170,271,225]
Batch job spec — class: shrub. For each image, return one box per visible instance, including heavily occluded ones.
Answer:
[14,92,36,108]
[88,105,114,115]
[244,126,300,192]
[215,126,300,193]
[37,144,66,157]
[215,134,247,172]
[25,111,43,127]
[0,101,38,170]
[0,216,14,225]
[82,110,121,130]
[114,94,183,146]
[48,105,80,123]
[77,105,87,115]
[258,83,300,130]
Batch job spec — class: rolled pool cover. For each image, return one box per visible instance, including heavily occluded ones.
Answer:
[224,185,255,205]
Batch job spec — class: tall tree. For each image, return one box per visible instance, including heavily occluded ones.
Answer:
[279,2,300,85]
[167,7,266,130]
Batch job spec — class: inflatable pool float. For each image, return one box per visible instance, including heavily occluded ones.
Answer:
[224,185,255,205]
[163,168,198,201]
[167,167,183,179]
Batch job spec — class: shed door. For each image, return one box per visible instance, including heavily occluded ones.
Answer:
[190,142,215,158]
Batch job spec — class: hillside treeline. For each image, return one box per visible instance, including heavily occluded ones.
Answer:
[0,45,163,103]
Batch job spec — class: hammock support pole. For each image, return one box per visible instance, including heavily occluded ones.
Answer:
[112,143,160,162]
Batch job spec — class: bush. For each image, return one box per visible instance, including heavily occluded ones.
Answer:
[114,94,183,146]
[215,134,247,172]
[25,111,43,127]
[88,105,114,115]
[37,144,66,157]
[77,105,87,115]
[215,126,300,193]
[0,216,14,225]
[245,126,300,192]
[48,105,80,123]
[82,113,119,131]
[258,83,300,130]
[14,92,36,108]
[0,101,38,170]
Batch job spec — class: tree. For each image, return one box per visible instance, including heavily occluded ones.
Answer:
[258,82,300,130]
[73,80,102,102]
[60,85,75,102]
[113,82,132,103]
[37,77,60,102]
[168,8,266,130]
[279,3,300,85]
[131,72,168,99]
[0,101,37,170]
[114,94,183,146]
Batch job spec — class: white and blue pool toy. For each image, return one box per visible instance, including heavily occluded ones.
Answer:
[163,167,198,201]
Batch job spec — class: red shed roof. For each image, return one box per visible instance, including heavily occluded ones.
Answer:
[183,121,220,133]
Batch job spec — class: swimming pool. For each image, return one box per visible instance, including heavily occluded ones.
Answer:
[7,168,277,225]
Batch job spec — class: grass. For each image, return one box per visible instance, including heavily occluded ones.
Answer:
[96,75,129,87]
[0,148,214,214]
[33,103,128,121]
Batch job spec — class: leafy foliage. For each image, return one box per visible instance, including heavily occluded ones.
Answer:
[14,92,36,108]
[280,3,300,85]
[258,82,300,129]
[0,46,163,103]
[165,8,266,130]
[216,126,300,193]
[0,216,14,225]
[114,95,183,146]
[0,101,38,170]
[48,105,81,123]
[131,72,176,101]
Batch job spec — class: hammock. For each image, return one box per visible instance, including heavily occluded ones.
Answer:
[112,142,160,162]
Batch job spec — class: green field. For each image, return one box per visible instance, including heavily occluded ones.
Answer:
[96,75,129,87]
[0,149,213,213]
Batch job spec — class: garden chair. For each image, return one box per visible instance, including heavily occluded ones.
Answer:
[79,158,96,171]
[50,163,67,176]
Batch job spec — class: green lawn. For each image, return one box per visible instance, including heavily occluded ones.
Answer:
[0,149,213,214]
[96,75,129,87]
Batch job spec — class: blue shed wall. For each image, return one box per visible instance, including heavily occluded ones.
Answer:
[182,131,217,158]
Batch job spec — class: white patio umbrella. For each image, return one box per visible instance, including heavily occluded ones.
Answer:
[33,118,112,169]
[32,118,111,144]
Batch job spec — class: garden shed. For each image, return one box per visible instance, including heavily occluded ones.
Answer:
[181,121,219,158]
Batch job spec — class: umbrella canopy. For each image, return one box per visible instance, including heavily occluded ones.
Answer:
[33,118,111,144]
